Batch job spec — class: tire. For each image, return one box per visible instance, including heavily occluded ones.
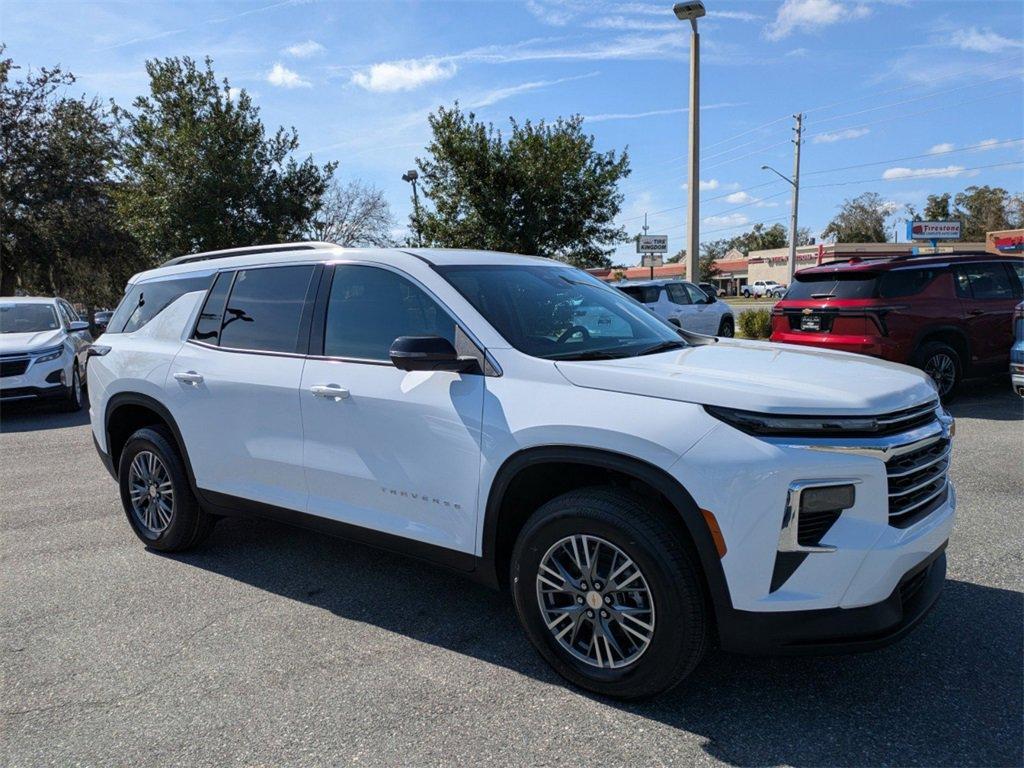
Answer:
[510,487,708,700]
[118,426,215,551]
[717,316,735,338]
[913,340,962,401]
[742,290,750,298]
[62,364,83,412]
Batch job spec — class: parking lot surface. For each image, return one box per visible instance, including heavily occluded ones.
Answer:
[2,382,1021,767]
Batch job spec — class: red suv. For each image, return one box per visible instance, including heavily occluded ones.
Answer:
[771,252,1024,398]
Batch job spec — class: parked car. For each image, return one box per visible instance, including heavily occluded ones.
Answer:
[93,310,114,334]
[90,243,956,699]
[742,280,782,298]
[770,252,1024,399]
[0,296,92,410]
[698,282,719,298]
[1012,301,1024,397]
[615,278,734,336]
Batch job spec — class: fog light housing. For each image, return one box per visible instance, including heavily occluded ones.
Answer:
[800,484,856,514]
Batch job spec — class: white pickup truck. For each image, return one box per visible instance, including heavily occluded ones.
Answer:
[743,280,785,298]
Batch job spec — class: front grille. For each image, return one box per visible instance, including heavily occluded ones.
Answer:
[887,436,951,527]
[0,359,29,377]
[874,400,940,435]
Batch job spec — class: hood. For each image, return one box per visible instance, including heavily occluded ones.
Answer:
[0,330,65,355]
[554,338,936,415]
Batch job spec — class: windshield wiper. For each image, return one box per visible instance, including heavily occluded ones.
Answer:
[632,340,687,357]
[550,349,631,361]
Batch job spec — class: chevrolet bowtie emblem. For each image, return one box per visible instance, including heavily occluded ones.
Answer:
[802,308,813,315]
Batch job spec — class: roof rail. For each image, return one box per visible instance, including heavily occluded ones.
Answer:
[160,241,336,268]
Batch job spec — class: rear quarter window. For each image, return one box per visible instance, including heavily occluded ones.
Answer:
[877,268,941,298]
[107,274,213,334]
[618,285,661,304]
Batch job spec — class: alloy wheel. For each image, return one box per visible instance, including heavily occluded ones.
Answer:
[127,450,174,535]
[535,534,656,670]
[925,352,956,397]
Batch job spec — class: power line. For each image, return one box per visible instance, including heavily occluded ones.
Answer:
[803,137,1024,177]
[802,160,1024,190]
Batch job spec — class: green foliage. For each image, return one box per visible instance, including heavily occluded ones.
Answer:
[723,223,810,255]
[114,57,335,263]
[953,185,1014,241]
[924,192,952,220]
[738,307,773,339]
[666,249,685,264]
[415,104,631,268]
[822,192,891,243]
[1,49,143,303]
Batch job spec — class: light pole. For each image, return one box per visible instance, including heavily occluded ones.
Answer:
[402,169,423,247]
[761,113,803,284]
[674,1,705,284]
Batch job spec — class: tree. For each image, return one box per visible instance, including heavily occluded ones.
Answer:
[1,50,142,303]
[114,57,335,263]
[307,179,395,246]
[924,192,952,221]
[415,104,631,268]
[666,249,685,264]
[822,192,891,243]
[725,223,808,254]
[953,186,1012,240]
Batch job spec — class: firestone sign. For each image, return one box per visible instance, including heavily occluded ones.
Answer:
[906,220,961,241]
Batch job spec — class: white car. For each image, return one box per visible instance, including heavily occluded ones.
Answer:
[616,279,734,336]
[742,280,784,298]
[89,244,955,699]
[0,296,92,410]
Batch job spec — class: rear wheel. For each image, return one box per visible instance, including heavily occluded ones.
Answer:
[118,426,215,551]
[742,289,751,298]
[914,341,962,401]
[511,488,708,699]
[717,316,734,337]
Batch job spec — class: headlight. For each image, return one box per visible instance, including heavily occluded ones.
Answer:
[32,346,65,364]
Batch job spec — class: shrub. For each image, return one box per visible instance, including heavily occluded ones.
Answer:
[738,308,773,339]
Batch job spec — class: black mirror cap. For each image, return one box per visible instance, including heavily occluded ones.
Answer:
[389,335,480,373]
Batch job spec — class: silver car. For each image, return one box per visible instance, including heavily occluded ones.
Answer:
[616,279,734,336]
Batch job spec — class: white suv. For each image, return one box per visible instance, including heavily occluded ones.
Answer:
[88,243,956,699]
[1,296,92,410]
[616,279,734,336]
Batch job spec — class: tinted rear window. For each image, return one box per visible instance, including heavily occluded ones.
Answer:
[618,285,660,304]
[877,268,941,298]
[785,273,879,300]
[218,266,315,353]
[108,274,212,334]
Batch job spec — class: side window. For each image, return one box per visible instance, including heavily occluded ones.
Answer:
[55,303,73,328]
[1006,261,1023,296]
[959,263,1017,300]
[219,266,315,353]
[324,265,456,361]
[114,275,212,334]
[683,283,708,304]
[666,284,691,305]
[191,271,234,344]
[60,301,80,323]
[877,269,939,298]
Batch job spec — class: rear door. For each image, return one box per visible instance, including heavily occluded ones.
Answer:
[954,262,1022,367]
[682,282,718,334]
[299,263,485,555]
[166,264,319,511]
[664,283,698,330]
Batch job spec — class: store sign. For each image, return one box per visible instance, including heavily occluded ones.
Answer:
[641,253,664,268]
[637,235,668,253]
[906,221,961,241]
[992,234,1024,253]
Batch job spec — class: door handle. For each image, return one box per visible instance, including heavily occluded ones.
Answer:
[173,371,204,386]
[311,384,350,400]
[968,309,984,316]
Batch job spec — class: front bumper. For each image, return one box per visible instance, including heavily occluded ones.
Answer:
[0,383,66,402]
[717,543,947,654]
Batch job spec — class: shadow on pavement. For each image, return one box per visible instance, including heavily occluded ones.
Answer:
[949,378,1022,422]
[172,517,1023,767]
[0,398,90,432]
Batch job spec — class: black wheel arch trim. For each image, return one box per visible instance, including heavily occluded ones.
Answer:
[104,392,198,490]
[911,324,971,365]
[477,446,734,618]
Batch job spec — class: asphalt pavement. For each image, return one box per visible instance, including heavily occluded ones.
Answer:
[1,380,1021,767]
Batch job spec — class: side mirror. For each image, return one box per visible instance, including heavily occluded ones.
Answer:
[389,336,479,373]
[68,320,90,332]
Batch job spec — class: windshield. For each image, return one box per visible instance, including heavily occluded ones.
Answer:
[785,272,880,300]
[0,303,60,334]
[437,264,685,360]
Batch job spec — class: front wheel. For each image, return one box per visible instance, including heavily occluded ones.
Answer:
[511,488,708,699]
[62,364,83,412]
[717,316,735,338]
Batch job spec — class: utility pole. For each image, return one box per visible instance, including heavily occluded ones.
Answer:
[643,213,654,279]
[787,113,803,282]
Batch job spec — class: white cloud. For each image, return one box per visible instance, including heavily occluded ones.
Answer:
[725,191,756,204]
[227,87,243,102]
[708,10,763,22]
[683,179,722,191]
[703,213,750,228]
[812,127,870,144]
[786,47,810,57]
[524,0,577,26]
[266,63,310,88]
[471,72,598,108]
[765,0,871,41]
[951,27,1023,54]
[882,165,968,180]
[928,142,954,154]
[973,138,1000,151]
[584,101,742,123]
[586,15,677,31]
[351,59,456,92]
[284,40,325,58]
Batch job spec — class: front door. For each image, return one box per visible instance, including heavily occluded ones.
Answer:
[955,262,1021,367]
[300,264,485,555]
[166,265,317,512]
[682,282,718,334]
[664,283,698,331]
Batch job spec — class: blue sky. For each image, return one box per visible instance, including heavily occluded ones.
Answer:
[4,0,1023,264]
